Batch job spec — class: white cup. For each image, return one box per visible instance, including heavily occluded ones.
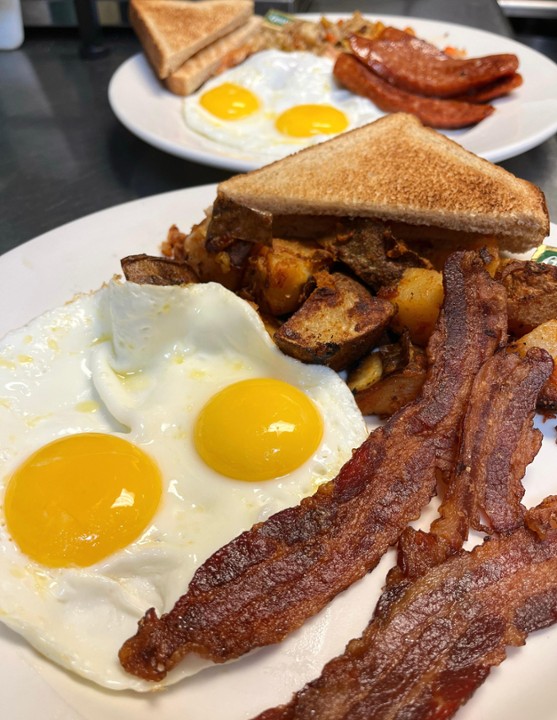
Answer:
[0,0,24,50]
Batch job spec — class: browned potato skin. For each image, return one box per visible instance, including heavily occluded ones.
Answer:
[378,267,444,346]
[509,319,557,410]
[498,260,557,337]
[163,223,333,310]
[274,272,395,371]
[121,254,198,286]
[179,219,247,291]
[244,238,333,316]
[347,338,427,417]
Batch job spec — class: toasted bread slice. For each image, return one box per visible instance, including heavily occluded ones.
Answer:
[129,0,254,80]
[212,113,549,254]
[165,15,262,96]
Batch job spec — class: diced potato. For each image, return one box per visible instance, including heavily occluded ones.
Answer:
[120,254,198,286]
[378,268,444,346]
[274,272,394,371]
[181,219,247,291]
[509,319,557,409]
[498,260,557,337]
[346,352,383,394]
[244,238,333,316]
[511,319,557,361]
[347,338,427,417]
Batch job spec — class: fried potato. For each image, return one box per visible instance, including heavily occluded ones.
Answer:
[179,219,249,291]
[274,272,395,371]
[120,254,198,285]
[378,267,444,346]
[347,335,427,417]
[498,260,557,337]
[509,319,557,410]
[244,238,333,316]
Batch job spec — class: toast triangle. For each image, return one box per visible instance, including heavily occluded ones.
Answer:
[164,15,262,96]
[129,0,254,79]
[215,113,549,253]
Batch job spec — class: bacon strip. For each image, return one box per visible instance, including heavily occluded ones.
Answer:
[349,32,519,98]
[252,496,557,720]
[437,347,551,537]
[391,346,553,583]
[119,251,507,681]
[333,53,494,129]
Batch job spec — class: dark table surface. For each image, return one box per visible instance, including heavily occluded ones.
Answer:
[1,0,556,257]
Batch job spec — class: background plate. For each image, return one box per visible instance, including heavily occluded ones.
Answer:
[108,14,557,171]
[1,186,557,719]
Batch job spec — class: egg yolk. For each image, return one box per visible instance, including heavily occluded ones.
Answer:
[4,433,162,568]
[275,104,349,138]
[200,82,260,120]
[194,378,323,481]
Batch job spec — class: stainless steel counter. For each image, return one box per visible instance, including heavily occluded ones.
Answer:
[1,0,556,257]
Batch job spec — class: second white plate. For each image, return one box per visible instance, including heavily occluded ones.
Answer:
[108,14,557,171]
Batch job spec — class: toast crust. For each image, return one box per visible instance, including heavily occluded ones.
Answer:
[215,114,549,253]
[129,0,253,79]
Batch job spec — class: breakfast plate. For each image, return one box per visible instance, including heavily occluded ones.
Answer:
[1,185,557,720]
[108,14,557,171]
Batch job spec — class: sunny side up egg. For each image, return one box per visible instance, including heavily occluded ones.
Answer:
[0,280,367,691]
[183,49,381,157]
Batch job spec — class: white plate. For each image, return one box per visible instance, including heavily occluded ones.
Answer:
[1,186,557,720]
[108,14,557,171]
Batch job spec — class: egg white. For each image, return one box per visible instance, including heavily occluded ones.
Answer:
[183,49,382,157]
[0,281,367,691]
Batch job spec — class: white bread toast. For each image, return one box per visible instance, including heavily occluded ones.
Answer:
[164,15,262,96]
[212,113,549,254]
[129,0,254,80]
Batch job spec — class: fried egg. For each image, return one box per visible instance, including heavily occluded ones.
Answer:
[183,50,381,157]
[0,281,367,691]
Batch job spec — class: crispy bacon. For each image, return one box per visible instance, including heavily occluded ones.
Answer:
[436,347,552,537]
[391,346,553,584]
[333,53,494,129]
[252,496,557,720]
[119,251,507,682]
[349,32,519,98]
[252,346,553,720]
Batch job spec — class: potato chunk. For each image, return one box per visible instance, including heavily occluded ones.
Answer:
[245,238,333,316]
[509,319,557,409]
[180,219,249,291]
[347,336,427,417]
[120,254,198,286]
[378,268,444,346]
[274,272,394,371]
[498,260,557,337]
